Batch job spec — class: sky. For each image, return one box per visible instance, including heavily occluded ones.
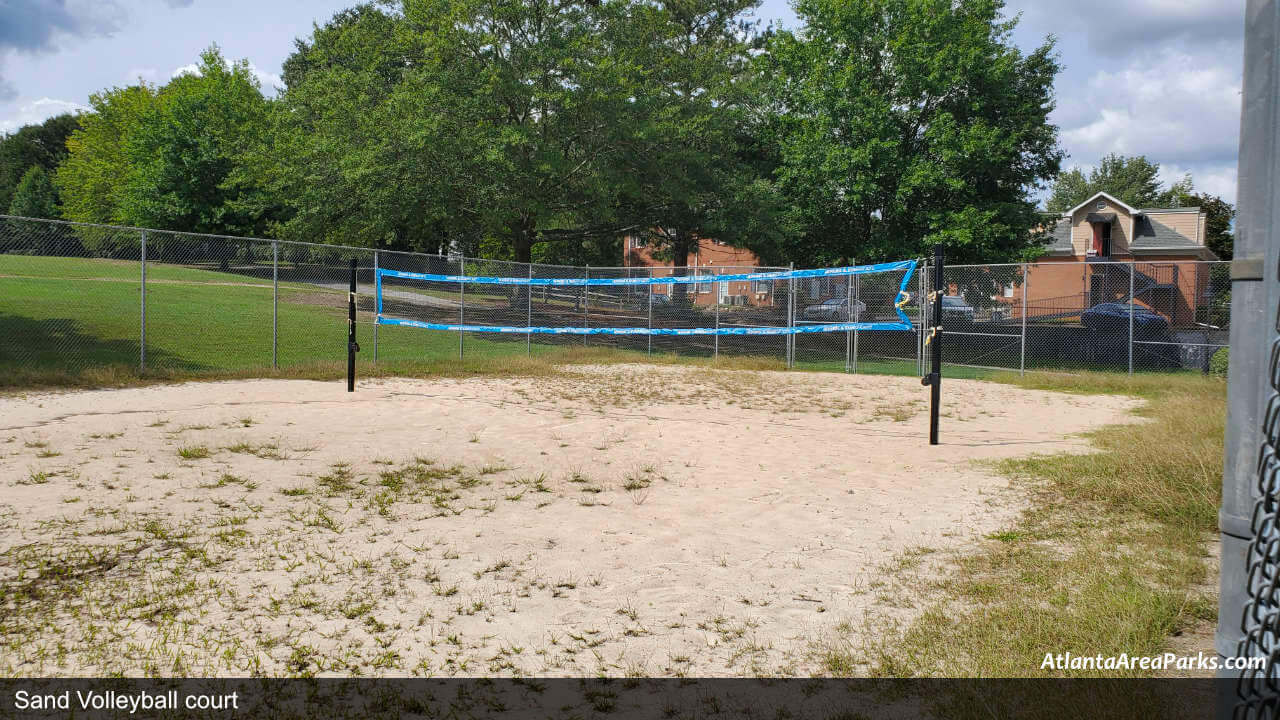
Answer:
[0,0,1247,206]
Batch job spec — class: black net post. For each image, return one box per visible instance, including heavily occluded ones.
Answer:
[922,245,944,445]
[348,258,359,392]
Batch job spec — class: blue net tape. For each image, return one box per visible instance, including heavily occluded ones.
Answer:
[376,259,916,287]
[374,259,918,336]
[376,317,914,335]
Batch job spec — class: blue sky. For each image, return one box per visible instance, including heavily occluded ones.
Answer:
[0,0,1246,204]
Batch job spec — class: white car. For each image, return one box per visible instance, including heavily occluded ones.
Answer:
[801,297,869,321]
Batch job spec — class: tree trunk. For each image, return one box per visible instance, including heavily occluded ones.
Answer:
[512,216,535,308]
[670,230,692,305]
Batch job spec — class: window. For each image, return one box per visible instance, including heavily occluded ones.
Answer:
[1003,284,1015,298]
[753,280,771,294]
[695,269,712,294]
[631,236,647,249]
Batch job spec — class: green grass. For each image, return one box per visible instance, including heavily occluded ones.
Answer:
[0,255,559,387]
[869,371,1224,680]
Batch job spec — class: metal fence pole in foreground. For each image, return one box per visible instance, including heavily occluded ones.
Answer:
[273,241,280,369]
[583,265,590,347]
[371,250,378,366]
[526,264,533,355]
[139,230,147,372]
[1221,1,1279,712]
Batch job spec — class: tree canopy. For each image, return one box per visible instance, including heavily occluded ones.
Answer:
[0,113,79,213]
[767,0,1062,265]
[8,165,58,220]
[34,0,1069,269]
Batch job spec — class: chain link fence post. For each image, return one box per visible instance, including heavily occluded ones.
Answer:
[1020,262,1028,376]
[787,262,795,369]
[139,229,147,373]
[527,264,533,355]
[647,268,653,358]
[458,255,465,361]
[1128,259,1135,375]
[714,270,720,361]
[845,273,853,373]
[583,265,590,348]
[371,249,378,366]
[273,240,280,369]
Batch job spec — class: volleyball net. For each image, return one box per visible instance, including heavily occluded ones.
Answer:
[373,260,918,337]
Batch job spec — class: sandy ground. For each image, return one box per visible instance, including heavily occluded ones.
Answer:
[0,365,1138,677]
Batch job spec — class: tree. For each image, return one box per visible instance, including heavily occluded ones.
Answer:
[1045,154,1164,211]
[8,165,58,219]
[1189,192,1234,260]
[768,0,1062,266]
[0,113,79,212]
[55,84,158,227]
[121,46,278,237]
[272,0,655,261]
[608,0,786,301]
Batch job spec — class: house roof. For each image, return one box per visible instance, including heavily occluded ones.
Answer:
[1063,191,1141,217]
[1044,218,1073,254]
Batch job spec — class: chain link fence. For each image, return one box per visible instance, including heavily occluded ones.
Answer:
[0,214,1231,383]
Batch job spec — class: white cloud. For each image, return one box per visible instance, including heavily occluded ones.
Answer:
[1056,48,1242,203]
[0,97,89,133]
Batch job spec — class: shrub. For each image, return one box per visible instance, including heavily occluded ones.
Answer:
[1209,347,1229,377]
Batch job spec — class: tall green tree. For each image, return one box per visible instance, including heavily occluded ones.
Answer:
[1189,192,1234,260]
[768,0,1062,266]
[0,113,79,212]
[272,0,654,260]
[55,84,158,227]
[1046,153,1165,211]
[610,0,785,300]
[8,165,58,219]
[121,46,278,236]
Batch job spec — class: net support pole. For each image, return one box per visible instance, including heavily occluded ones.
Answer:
[1128,260,1135,375]
[372,250,378,366]
[347,258,359,392]
[139,229,146,373]
[273,241,279,369]
[1020,263,1027,376]
[921,245,944,445]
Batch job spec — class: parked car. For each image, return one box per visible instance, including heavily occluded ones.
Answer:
[801,297,868,321]
[1081,302,1169,336]
[940,295,975,323]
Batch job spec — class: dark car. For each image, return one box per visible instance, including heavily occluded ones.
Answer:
[1081,302,1169,336]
